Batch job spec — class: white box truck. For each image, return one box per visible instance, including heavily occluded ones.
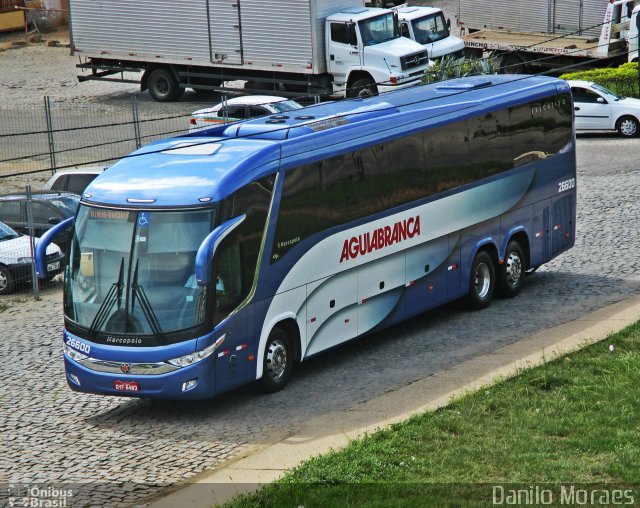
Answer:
[458,0,638,72]
[68,0,430,101]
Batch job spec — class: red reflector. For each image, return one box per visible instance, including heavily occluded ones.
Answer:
[114,380,139,392]
[223,349,230,357]
[189,118,196,125]
[565,233,571,238]
[409,280,415,286]
[390,76,398,85]
[248,355,255,361]
[427,285,434,291]
[362,298,367,304]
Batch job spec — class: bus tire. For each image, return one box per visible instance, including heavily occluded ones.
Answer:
[258,326,293,393]
[466,250,495,310]
[147,68,181,102]
[497,240,525,298]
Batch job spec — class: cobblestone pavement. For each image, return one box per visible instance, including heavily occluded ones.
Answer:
[1,139,639,507]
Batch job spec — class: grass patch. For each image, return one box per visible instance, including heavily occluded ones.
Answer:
[225,321,640,507]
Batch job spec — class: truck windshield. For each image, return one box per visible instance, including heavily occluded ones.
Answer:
[64,205,217,341]
[411,12,450,44]
[359,13,399,46]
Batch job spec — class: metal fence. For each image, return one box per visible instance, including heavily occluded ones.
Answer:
[0,95,203,179]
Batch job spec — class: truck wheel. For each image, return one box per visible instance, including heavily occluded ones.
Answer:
[616,116,639,137]
[498,54,525,74]
[348,77,378,99]
[258,326,293,393]
[0,265,15,295]
[147,68,182,102]
[465,250,495,310]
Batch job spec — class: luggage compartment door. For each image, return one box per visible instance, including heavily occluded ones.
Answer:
[208,0,243,65]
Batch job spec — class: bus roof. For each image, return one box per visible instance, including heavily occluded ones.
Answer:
[83,74,569,208]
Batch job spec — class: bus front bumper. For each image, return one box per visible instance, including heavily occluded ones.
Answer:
[64,355,218,400]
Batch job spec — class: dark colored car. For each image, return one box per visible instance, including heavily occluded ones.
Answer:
[0,192,80,249]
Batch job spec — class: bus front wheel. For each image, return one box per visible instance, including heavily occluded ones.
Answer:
[497,240,526,298]
[258,326,293,393]
[466,250,495,310]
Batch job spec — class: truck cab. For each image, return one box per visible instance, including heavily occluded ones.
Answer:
[325,6,430,98]
[396,6,464,60]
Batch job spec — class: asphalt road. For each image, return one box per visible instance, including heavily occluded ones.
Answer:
[1,133,639,508]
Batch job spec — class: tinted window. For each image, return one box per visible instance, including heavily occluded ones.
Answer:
[213,178,273,325]
[272,93,572,262]
[32,202,58,223]
[0,201,21,221]
[331,23,356,45]
[571,87,603,103]
[67,174,97,194]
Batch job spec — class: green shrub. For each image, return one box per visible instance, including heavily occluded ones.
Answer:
[423,55,497,84]
[560,62,639,97]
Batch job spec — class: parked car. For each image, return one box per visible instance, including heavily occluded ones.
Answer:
[0,220,64,295]
[568,80,640,137]
[189,96,304,132]
[0,192,79,249]
[44,167,107,194]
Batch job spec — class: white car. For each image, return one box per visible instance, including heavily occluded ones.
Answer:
[189,96,304,133]
[568,80,640,137]
[0,221,64,295]
[43,167,107,195]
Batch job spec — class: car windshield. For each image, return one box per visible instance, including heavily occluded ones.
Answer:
[0,221,19,241]
[359,13,399,46]
[591,83,622,100]
[411,12,450,44]
[64,205,218,340]
[270,100,303,113]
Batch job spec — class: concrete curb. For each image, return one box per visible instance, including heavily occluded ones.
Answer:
[146,294,640,508]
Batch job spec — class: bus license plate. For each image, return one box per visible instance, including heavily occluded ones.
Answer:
[114,380,139,392]
[47,261,60,271]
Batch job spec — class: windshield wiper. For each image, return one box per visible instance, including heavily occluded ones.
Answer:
[87,257,124,341]
[131,260,164,343]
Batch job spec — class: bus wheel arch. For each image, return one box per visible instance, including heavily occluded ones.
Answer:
[465,245,498,310]
[257,323,297,393]
[497,234,529,298]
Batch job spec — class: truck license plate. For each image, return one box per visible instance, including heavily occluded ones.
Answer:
[114,380,139,392]
[47,261,60,271]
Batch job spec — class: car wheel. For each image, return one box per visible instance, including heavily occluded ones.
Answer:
[465,250,496,310]
[258,326,294,393]
[497,240,526,298]
[0,265,15,295]
[147,68,181,102]
[347,77,378,99]
[616,116,639,137]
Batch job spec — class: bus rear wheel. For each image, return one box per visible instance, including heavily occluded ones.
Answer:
[258,327,293,393]
[497,240,525,298]
[466,250,495,310]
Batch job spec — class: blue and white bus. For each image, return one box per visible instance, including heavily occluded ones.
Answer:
[37,74,576,399]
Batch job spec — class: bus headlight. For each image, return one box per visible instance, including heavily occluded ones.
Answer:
[167,336,224,368]
[63,343,88,362]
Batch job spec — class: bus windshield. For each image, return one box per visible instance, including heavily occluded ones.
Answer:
[411,12,450,44]
[64,205,217,340]
[359,13,399,46]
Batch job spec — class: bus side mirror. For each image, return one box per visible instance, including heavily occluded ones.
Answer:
[35,216,74,278]
[194,214,246,285]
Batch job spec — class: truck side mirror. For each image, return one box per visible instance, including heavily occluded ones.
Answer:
[447,18,451,30]
[194,214,246,285]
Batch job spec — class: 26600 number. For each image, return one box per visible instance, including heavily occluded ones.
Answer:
[558,178,575,193]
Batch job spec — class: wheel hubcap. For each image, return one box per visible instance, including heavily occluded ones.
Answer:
[0,271,6,290]
[266,339,287,381]
[475,262,491,298]
[620,119,637,136]
[157,79,169,95]
[505,251,522,287]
